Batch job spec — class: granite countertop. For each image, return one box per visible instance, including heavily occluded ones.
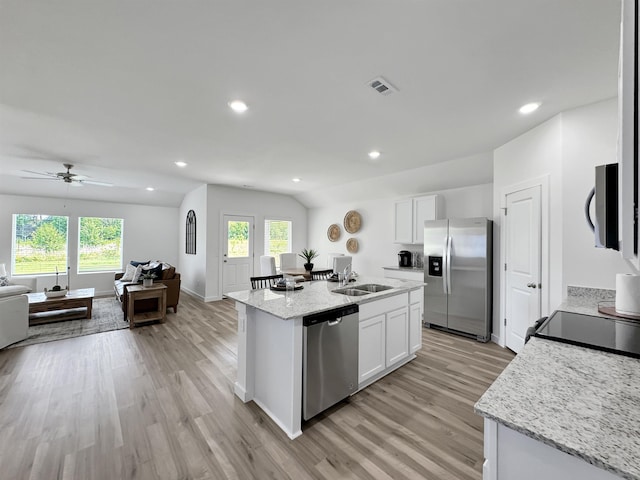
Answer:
[382,266,424,271]
[225,276,424,320]
[475,286,640,480]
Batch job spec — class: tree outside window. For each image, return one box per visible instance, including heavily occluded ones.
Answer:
[265,219,292,267]
[78,217,123,272]
[13,214,68,275]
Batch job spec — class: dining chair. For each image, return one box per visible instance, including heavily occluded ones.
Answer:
[260,255,277,275]
[333,255,352,274]
[310,269,333,280]
[327,252,344,269]
[279,253,305,282]
[279,253,298,270]
[250,274,283,289]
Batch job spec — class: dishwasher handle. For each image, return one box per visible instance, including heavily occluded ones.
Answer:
[328,318,343,326]
[303,304,359,326]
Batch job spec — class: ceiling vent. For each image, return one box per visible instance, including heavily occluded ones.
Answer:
[367,76,398,96]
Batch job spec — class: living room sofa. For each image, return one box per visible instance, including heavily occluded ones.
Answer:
[0,276,37,299]
[114,263,181,319]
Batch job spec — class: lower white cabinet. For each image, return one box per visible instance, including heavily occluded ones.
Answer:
[409,301,422,353]
[358,291,424,386]
[358,314,386,383]
[385,307,408,365]
[483,419,620,480]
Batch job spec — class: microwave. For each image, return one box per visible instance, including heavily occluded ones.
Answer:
[586,163,619,250]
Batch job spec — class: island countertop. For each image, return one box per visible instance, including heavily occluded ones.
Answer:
[225,276,424,320]
[475,286,640,480]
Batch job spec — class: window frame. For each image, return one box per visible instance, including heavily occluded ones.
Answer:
[77,216,124,274]
[264,218,292,268]
[12,213,69,276]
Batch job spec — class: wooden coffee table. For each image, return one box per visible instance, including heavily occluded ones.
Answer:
[26,288,95,325]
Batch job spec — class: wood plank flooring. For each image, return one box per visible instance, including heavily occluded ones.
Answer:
[0,293,514,480]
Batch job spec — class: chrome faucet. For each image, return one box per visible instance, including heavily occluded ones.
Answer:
[342,265,352,285]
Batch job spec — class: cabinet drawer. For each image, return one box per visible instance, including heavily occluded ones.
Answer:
[410,288,423,304]
[360,293,408,320]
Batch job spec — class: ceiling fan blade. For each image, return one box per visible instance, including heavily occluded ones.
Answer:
[20,176,60,180]
[21,170,58,178]
[80,180,113,187]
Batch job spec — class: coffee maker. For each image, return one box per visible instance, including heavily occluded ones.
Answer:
[398,250,412,267]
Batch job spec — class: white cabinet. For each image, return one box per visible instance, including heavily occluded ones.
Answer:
[385,307,409,365]
[483,419,620,480]
[394,194,442,244]
[409,289,423,354]
[394,199,413,244]
[358,314,386,384]
[358,291,425,387]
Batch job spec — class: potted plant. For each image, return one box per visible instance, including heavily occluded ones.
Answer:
[141,271,156,287]
[299,248,319,271]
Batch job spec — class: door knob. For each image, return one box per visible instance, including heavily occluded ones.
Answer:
[527,283,537,288]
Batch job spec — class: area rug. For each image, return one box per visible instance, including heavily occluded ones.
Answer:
[9,297,128,349]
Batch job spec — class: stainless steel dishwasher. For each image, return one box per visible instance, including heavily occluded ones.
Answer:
[303,304,359,420]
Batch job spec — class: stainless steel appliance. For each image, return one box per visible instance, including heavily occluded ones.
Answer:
[398,250,412,267]
[302,304,359,420]
[526,310,640,359]
[585,163,619,250]
[424,217,492,342]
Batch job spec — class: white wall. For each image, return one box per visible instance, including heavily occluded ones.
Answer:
[561,99,635,289]
[307,183,494,277]
[492,97,631,346]
[201,185,308,301]
[178,184,208,299]
[0,193,178,296]
[493,115,563,344]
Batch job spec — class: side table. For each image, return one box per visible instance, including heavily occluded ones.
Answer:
[126,284,167,329]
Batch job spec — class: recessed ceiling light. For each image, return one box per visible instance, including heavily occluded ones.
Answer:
[174,161,187,167]
[292,178,301,183]
[146,187,155,191]
[229,100,248,113]
[368,150,381,159]
[519,102,541,114]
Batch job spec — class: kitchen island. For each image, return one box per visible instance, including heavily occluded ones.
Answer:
[475,287,640,480]
[226,276,424,439]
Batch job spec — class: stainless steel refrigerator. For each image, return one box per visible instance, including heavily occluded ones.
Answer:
[423,217,492,342]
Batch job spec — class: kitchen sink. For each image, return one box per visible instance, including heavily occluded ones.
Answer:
[352,284,394,293]
[333,287,371,296]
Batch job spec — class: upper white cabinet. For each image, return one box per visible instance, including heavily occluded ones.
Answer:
[394,199,414,244]
[394,194,443,244]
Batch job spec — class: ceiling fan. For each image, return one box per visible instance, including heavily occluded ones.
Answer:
[21,163,113,187]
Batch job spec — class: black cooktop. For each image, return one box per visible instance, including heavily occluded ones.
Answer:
[533,310,640,359]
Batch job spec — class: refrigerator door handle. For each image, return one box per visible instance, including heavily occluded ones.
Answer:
[446,235,452,294]
[442,237,448,295]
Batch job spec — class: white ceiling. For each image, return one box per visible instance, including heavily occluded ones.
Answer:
[0,0,621,208]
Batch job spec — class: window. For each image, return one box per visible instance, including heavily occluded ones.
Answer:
[13,214,68,275]
[227,220,250,257]
[78,217,124,273]
[185,210,196,254]
[264,219,292,267]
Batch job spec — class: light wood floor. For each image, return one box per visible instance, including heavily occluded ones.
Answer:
[0,293,514,480]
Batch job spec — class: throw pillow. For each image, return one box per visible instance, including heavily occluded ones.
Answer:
[131,264,144,283]
[141,264,163,280]
[0,276,8,287]
[120,263,138,282]
[130,260,150,267]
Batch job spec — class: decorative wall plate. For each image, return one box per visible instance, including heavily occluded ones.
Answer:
[346,238,359,253]
[344,210,362,234]
[327,224,341,242]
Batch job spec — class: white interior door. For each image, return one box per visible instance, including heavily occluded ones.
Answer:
[222,215,254,295]
[505,186,541,353]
